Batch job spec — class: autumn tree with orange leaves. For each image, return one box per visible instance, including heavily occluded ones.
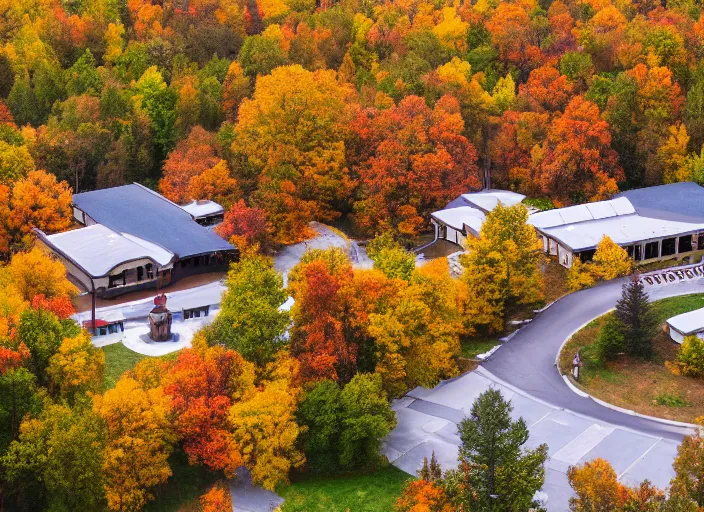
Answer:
[535,96,624,205]
[93,376,175,512]
[289,249,358,383]
[159,126,222,204]
[234,65,354,243]
[160,345,255,477]
[351,95,480,236]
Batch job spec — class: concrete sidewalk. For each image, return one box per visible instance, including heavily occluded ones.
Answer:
[383,367,690,511]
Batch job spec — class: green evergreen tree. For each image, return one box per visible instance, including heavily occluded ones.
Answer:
[455,388,548,512]
[614,275,658,359]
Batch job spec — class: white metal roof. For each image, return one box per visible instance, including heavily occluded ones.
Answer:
[461,190,526,212]
[529,197,635,229]
[667,307,704,335]
[530,213,704,252]
[180,200,225,219]
[431,206,486,233]
[46,224,175,277]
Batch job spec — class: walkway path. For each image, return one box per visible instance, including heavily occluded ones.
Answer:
[386,276,704,510]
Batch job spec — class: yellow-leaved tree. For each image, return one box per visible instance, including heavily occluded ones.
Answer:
[591,236,633,280]
[93,377,175,512]
[567,236,632,291]
[460,204,544,332]
[228,353,305,490]
[48,331,105,401]
[368,258,462,397]
[7,247,77,302]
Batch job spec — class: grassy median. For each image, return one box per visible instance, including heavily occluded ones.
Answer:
[559,294,704,423]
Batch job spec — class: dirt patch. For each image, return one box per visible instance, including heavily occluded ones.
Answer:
[541,257,569,305]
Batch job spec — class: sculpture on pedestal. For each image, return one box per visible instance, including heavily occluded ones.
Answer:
[149,294,172,341]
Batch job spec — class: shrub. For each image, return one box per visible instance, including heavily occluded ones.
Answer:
[567,258,596,291]
[596,315,625,362]
[674,335,704,378]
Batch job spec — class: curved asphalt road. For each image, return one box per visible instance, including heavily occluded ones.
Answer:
[482,277,704,441]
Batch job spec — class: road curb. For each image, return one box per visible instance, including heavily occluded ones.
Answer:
[561,375,589,398]
[555,309,700,431]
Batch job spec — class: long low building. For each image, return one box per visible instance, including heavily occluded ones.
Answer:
[529,182,704,267]
[35,183,238,299]
[431,182,704,269]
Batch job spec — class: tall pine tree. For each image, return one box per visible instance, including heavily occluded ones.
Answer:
[614,274,658,359]
[454,389,548,512]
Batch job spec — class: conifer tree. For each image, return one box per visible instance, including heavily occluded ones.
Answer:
[614,274,658,359]
[455,389,548,512]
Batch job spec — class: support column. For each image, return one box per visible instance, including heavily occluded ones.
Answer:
[91,284,97,336]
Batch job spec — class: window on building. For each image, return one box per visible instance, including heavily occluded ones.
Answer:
[679,235,693,253]
[94,321,124,337]
[184,306,210,319]
[145,263,154,279]
[180,258,191,268]
[108,272,126,288]
[579,249,596,262]
[697,232,704,250]
[644,241,659,260]
[137,266,144,281]
[661,237,677,257]
[634,245,642,261]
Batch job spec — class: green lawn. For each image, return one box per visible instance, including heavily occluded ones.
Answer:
[278,466,412,512]
[101,343,147,390]
[461,337,501,359]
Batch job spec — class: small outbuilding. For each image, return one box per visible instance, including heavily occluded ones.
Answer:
[180,199,225,227]
[430,189,526,246]
[667,307,704,344]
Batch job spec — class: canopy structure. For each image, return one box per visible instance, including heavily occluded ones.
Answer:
[667,307,704,343]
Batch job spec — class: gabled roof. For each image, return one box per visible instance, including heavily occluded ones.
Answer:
[431,206,486,235]
[40,224,175,278]
[444,189,526,211]
[72,184,236,259]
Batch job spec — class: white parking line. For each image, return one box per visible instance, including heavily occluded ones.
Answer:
[618,438,662,480]
[552,424,615,465]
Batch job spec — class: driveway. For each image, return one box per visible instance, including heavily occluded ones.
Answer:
[385,276,704,510]
[384,367,684,511]
[482,277,704,439]
[273,221,372,284]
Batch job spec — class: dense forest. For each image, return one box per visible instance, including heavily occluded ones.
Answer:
[1,0,704,250]
[2,0,704,509]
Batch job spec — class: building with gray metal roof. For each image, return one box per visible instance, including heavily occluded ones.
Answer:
[36,183,237,300]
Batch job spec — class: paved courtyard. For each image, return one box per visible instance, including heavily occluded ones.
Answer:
[383,366,690,511]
